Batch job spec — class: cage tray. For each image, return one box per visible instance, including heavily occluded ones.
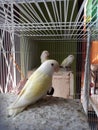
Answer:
[0,93,90,130]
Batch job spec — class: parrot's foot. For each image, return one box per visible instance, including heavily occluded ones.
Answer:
[47,87,54,95]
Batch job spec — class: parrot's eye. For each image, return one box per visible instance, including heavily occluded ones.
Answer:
[51,63,54,66]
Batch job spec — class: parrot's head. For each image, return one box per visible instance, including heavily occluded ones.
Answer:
[39,60,59,76]
[67,55,74,61]
[40,50,49,59]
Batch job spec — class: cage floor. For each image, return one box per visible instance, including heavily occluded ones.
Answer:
[0,93,90,130]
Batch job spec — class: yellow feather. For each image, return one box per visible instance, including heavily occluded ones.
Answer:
[8,70,51,116]
[24,70,52,100]
[8,59,59,116]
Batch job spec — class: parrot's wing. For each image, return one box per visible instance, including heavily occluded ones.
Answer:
[8,71,37,109]
[8,85,27,109]
[9,70,51,109]
[8,86,28,117]
[13,85,26,105]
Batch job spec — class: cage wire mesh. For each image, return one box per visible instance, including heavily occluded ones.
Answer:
[0,0,98,129]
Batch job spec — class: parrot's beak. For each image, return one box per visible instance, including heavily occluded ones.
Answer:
[59,66,63,68]
[55,66,59,72]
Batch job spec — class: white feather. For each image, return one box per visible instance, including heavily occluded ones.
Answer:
[61,55,74,68]
[40,50,49,63]
[8,60,59,117]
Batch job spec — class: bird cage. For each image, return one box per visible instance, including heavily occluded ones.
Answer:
[0,0,98,129]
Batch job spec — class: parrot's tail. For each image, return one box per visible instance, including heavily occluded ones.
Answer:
[8,106,25,117]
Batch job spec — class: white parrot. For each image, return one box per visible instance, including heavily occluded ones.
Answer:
[40,50,49,64]
[60,55,74,68]
[8,60,59,117]
[40,50,54,95]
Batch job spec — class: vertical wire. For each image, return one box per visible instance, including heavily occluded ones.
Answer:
[43,0,56,35]
[3,32,7,93]
[19,3,47,37]
[43,1,53,22]
[4,5,15,92]
[54,0,61,39]
[26,38,30,78]
[0,31,3,93]
[2,35,4,93]
[0,31,2,92]
[21,3,47,36]
[70,0,87,38]
[77,0,97,40]
[54,1,59,23]
[77,11,98,40]
[22,3,40,23]
[59,0,62,35]
[3,33,6,92]
[2,4,29,23]
[12,3,16,88]
[66,0,69,23]
[25,2,51,36]
[34,1,54,35]
[68,0,77,34]
[83,28,91,115]
[64,0,69,38]
[14,3,33,23]
[64,0,67,37]
[1,4,9,92]
[51,1,59,35]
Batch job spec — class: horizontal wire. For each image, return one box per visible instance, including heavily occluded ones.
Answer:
[0,0,97,40]
[0,21,88,29]
[70,0,87,38]
[0,0,64,4]
[77,0,98,40]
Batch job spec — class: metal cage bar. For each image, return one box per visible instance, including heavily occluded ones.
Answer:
[0,0,97,40]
